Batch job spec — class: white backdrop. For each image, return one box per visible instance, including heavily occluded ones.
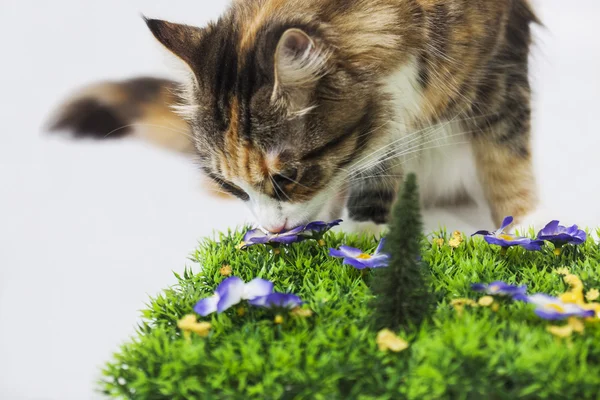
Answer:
[1,1,599,399]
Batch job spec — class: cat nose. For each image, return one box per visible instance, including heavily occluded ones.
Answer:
[263,220,288,233]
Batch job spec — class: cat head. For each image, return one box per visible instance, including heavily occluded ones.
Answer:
[145,13,384,232]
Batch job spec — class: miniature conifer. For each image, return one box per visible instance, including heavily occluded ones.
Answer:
[371,173,433,330]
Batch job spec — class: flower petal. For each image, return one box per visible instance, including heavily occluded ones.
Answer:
[243,228,269,244]
[329,245,364,259]
[343,257,369,270]
[499,216,514,231]
[537,220,560,237]
[375,238,387,255]
[471,283,487,292]
[524,293,558,307]
[472,230,492,237]
[304,221,327,232]
[359,254,390,268]
[270,234,302,244]
[194,295,219,317]
[249,293,303,309]
[215,277,245,313]
[243,278,274,300]
[339,245,365,257]
[535,308,568,320]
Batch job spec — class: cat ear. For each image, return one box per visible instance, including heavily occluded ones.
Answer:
[144,17,204,67]
[273,29,329,105]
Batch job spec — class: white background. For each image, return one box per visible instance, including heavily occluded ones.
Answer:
[1,1,599,399]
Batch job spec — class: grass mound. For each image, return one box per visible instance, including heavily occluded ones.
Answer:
[102,225,600,399]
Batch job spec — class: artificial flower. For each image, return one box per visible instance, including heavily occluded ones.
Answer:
[376,329,409,353]
[239,219,342,249]
[536,221,586,254]
[563,274,584,290]
[194,277,273,316]
[547,317,585,338]
[450,298,478,316]
[472,216,544,251]
[451,298,478,307]
[449,231,463,249]
[249,292,303,309]
[586,289,600,302]
[433,238,445,247]
[568,317,585,333]
[478,296,494,307]
[521,294,595,320]
[546,324,574,338]
[329,239,390,269]
[471,281,527,298]
[219,265,232,276]
[290,307,314,317]
[177,315,212,338]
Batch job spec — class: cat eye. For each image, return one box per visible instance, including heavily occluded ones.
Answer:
[272,169,298,186]
[207,173,249,201]
[271,169,298,201]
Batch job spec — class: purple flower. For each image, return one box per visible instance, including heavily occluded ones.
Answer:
[472,216,544,251]
[471,281,527,298]
[194,277,273,316]
[249,293,303,309]
[521,294,595,320]
[329,239,390,269]
[240,219,342,249]
[536,220,587,247]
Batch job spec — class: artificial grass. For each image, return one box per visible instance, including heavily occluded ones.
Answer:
[102,228,600,399]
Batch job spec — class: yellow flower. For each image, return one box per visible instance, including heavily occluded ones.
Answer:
[555,267,570,276]
[547,325,573,338]
[433,238,444,247]
[560,291,585,305]
[547,317,586,338]
[318,239,326,247]
[564,274,583,290]
[568,317,585,333]
[491,302,500,312]
[219,265,232,276]
[586,289,600,302]
[451,298,477,307]
[177,315,211,339]
[553,248,562,256]
[376,329,409,353]
[478,296,494,307]
[291,307,313,318]
[236,307,246,317]
[451,298,477,316]
[449,231,463,249]
[274,315,284,324]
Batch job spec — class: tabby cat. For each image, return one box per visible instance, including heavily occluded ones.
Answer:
[50,0,540,233]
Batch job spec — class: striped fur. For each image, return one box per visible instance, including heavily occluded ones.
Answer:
[49,0,540,232]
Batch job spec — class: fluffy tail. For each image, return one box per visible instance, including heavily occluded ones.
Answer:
[47,77,194,153]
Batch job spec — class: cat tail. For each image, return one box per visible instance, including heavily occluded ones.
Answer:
[46,77,194,153]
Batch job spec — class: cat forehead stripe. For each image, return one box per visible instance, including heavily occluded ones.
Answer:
[239,0,287,52]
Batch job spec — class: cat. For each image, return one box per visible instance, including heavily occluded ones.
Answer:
[49,0,541,234]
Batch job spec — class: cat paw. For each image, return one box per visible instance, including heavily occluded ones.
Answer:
[341,219,389,237]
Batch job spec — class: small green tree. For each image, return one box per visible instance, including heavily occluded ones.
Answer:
[370,173,433,330]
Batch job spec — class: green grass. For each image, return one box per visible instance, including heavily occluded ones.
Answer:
[102,229,600,400]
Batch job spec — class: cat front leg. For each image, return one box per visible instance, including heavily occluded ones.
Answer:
[471,136,540,231]
[344,162,402,236]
